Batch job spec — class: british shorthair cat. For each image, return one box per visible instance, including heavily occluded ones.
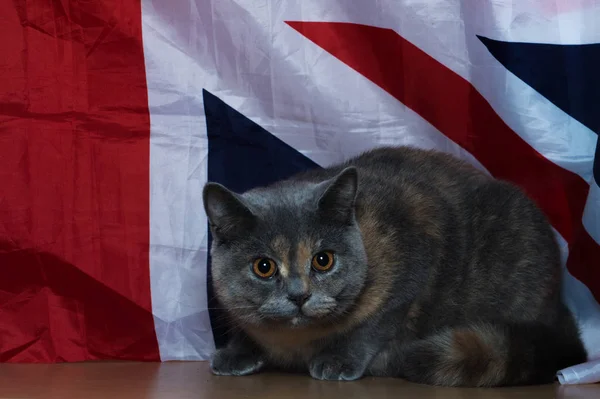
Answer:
[203,146,586,386]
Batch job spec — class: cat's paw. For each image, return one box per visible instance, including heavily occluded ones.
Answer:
[210,348,265,376]
[309,355,365,381]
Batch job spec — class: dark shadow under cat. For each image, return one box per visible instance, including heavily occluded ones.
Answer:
[203,146,587,387]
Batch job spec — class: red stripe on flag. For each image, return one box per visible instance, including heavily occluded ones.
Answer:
[0,1,159,361]
[567,225,600,301]
[286,21,600,301]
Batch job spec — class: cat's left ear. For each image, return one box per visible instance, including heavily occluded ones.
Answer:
[317,167,358,223]
[203,183,255,240]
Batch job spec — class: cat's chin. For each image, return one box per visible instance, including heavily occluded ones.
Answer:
[284,312,340,329]
[288,315,314,329]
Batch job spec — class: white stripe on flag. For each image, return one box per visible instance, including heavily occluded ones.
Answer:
[143,0,216,361]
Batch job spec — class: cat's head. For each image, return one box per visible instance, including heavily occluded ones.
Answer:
[203,167,368,329]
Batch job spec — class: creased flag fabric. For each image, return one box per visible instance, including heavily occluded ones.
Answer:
[0,0,598,378]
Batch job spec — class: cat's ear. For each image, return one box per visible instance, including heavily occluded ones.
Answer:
[203,183,255,240]
[317,167,358,222]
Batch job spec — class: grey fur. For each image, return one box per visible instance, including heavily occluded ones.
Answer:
[203,146,587,386]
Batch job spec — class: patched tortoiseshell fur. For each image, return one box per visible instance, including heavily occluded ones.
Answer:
[203,146,587,387]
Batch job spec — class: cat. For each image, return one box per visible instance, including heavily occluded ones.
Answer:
[202,146,587,387]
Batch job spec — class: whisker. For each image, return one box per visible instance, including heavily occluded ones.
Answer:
[221,325,242,337]
[204,305,256,310]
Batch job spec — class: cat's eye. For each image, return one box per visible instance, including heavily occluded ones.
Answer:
[312,251,334,272]
[252,257,277,278]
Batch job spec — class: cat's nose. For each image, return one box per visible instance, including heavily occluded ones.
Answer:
[287,293,311,306]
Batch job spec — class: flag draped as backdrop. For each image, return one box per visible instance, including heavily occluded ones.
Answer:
[0,0,598,381]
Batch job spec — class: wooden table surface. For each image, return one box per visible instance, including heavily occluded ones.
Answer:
[0,361,597,399]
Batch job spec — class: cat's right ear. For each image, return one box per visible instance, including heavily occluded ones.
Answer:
[203,183,255,240]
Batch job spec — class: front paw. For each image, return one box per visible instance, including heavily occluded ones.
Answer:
[210,348,265,376]
[309,355,365,381]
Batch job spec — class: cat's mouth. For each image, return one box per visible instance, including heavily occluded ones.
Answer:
[258,306,335,328]
[289,304,339,327]
[285,312,330,328]
[256,295,339,327]
[302,302,337,318]
[287,305,341,328]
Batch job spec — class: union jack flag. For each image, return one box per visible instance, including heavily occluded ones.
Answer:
[0,0,598,378]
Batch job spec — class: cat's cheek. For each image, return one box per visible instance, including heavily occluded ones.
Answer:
[258,297,298,320]
[302,306,334,318]
[301,296,337,318]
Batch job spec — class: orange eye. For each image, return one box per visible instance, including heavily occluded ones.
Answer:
[253,258,277,278]
[312,251,334,272]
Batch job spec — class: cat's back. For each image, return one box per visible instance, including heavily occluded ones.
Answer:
[293,146,489,195]
[343,147,562,326]
[286,146,503,238]
[348,146,488,192]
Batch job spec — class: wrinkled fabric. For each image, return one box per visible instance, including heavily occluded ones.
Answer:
[558,359,600,385]
[0,0,159,362]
